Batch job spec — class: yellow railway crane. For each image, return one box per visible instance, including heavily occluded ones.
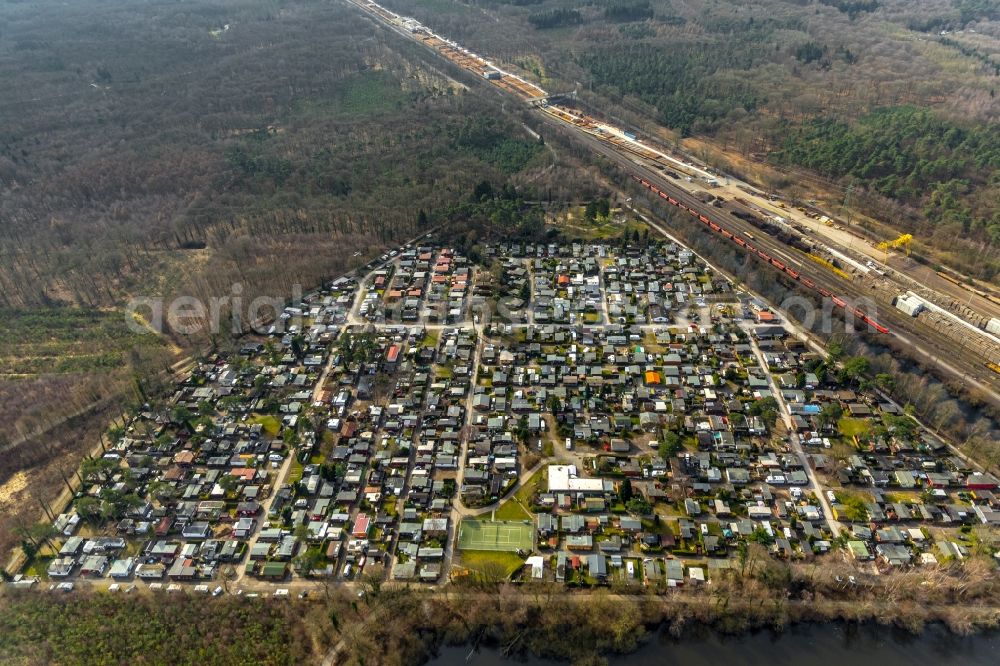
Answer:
[877,233,913,262]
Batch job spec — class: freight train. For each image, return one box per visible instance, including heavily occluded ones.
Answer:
[730,206,813,253]
[631,174,890,335]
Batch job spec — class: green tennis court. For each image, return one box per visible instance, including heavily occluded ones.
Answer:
[458,519,533,552]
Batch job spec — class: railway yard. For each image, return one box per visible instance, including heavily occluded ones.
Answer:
[11,239,1000,595]
[348,0,1000,405]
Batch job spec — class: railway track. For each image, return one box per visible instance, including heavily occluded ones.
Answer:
[347,0,1000,405]
[630,175,885,331]
[619,155,1000,398]
[553,123,1000,399]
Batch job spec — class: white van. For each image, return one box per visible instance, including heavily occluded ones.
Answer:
[565,438,572,451]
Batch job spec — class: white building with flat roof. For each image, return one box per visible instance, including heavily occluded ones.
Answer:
[547,465,607,494]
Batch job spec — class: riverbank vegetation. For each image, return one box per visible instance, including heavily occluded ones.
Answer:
[4,548,998,666]
[384,542,994,653]
[0,592,310,665]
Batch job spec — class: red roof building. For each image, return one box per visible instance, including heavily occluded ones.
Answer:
[353,513,371,538]
[386,344,400,364]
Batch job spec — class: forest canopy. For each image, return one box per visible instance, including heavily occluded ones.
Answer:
[772,107,1000,244]
[381,0,999,271]
[580,42,762,136]
[0,593,310,664]
[0,0,563,563]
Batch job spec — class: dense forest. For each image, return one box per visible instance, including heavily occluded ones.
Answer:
[580,41,763,136]
[450,116,545,173]
[0,592,312,664]
[0,0,557,313]
[438,179,552,261]
[0,0,572,563]
[603,1,655,22]
[772,106,1000,246]
[527,7,582,29]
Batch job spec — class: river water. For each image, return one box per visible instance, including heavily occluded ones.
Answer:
[428,623,999,666]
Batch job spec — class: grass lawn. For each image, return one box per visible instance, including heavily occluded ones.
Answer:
[483,467,547,521]
[838,417,871,439]
[494,496,532,521]
[287,459,304,485]
[24,556,54,579]
[249,414,282,437]
[835,489,873,522]
[510,466,547,507]
[883,491,920,504]
[641,515,672,535]
[460,550,526,578]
